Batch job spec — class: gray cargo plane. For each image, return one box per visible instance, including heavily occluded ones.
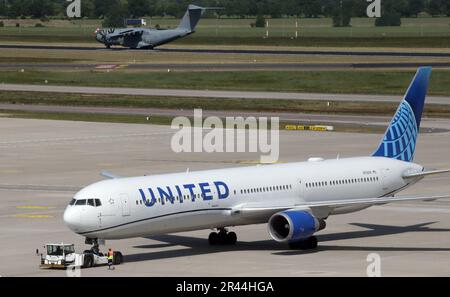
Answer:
[94,4,205,49]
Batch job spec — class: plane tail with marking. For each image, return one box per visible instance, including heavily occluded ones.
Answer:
[177,4,205,32]
[372,67,432,162]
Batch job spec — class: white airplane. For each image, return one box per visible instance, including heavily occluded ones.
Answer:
[64,67,450,250]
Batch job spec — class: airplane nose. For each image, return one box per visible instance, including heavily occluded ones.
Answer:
[63,207,81,232]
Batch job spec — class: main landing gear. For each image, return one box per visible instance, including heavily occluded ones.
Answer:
[288,236,318,250]
[208,228,237,245]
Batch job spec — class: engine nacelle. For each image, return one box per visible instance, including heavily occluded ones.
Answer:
[268,210,326,243]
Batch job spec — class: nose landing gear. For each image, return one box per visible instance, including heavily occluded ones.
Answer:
[208,228,237,245]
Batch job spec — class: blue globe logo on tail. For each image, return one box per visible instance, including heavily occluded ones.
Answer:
[373,101,418,162]
[372,67,432,162]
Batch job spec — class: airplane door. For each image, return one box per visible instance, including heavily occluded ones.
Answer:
[381,168,391,192]
[119,193,131,216]
[297,179,305,203]
[97,212,102,228]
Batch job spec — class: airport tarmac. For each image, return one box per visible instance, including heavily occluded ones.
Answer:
[1,117,450,276]
[1,83,450,105]
[1,103,450,134]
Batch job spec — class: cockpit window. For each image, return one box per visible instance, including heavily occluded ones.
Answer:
[75,199,86,205]
[72,198,101,207]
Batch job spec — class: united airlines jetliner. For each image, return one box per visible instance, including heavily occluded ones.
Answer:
[64,67,450,250]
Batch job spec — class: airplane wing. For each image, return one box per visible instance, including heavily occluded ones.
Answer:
[107,29,144,40]
[299,194,450,208]
[232,194,450,217]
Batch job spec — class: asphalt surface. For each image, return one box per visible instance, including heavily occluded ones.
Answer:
[3,103,450,136]
[2,103,390,123]
[1,83,449,105]
[2,44,450,58]
[1,103,449,133]
[2,62,450,71]
[1,118,450,276]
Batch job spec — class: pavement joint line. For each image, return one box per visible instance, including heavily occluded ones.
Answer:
[0,184,82,192]
[0,132,173,145]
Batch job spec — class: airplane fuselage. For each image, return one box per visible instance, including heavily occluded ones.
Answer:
[64,157,423,240]
[95,4,205,49]
[98,28,192,49]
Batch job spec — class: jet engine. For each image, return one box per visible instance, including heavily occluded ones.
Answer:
[268,210,326,243]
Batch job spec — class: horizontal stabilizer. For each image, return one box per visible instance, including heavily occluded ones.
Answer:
[403,169,450,179]
[100,171,122,179]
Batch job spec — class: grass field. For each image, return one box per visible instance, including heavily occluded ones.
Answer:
[1,17,450,47]
[2,69,450,96]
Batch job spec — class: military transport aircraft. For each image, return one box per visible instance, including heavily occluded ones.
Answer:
[94,4,205,49]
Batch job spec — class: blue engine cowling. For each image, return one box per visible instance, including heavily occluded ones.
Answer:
[268,210,326,243]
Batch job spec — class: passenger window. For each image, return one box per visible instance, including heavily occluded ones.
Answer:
[95,199,102,207]
[75,199,86,206]
[87,199,95,207]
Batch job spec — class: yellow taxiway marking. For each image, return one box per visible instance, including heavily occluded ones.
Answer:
[13,214,54,219]
[16,206,55,210]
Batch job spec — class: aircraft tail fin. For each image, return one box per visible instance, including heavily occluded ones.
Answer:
[177,4,205,32]
[372,67,432,162]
